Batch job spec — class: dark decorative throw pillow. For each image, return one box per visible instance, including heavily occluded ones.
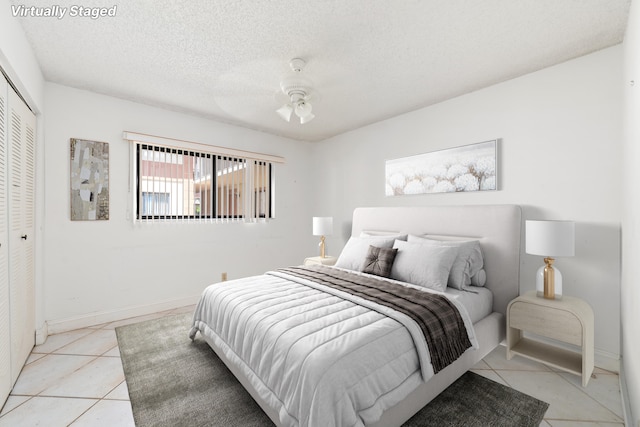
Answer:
[362,245,398,278]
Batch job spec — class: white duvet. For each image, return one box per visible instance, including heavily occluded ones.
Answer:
[189,269,478,427]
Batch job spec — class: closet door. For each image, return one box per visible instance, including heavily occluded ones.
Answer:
[0,75,11,406]
[7,84,36,384]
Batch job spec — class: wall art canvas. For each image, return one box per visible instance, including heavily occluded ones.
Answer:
[385,140,497,196]
[70,138,109,220]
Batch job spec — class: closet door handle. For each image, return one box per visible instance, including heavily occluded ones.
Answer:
[21,235,27,240]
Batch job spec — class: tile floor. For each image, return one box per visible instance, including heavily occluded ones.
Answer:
[0,306,626,427]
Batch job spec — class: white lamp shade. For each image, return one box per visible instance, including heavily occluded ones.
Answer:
[313,217,333,236]
[525,220,575,257]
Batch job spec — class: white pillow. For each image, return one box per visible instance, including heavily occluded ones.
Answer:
[470,269,487,287]
[407,235,484,290]
[335,236,397,271]
[390,240,459,292]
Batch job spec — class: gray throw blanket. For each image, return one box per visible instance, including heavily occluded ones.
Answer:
[277,265,472,374]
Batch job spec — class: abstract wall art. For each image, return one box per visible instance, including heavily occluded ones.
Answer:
[385,139,497,196]
[70,138,109,220]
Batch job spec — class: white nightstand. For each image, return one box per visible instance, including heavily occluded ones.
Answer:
[506,291,594,386]
[303,256,337,266]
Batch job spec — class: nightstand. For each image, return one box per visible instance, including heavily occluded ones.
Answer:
[506,291,594,386]
[303,256,337,266]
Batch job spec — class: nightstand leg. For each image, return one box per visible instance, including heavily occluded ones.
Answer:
[506,326,522,360]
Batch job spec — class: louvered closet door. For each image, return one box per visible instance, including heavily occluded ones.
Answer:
[0,75,11,405]
[7,84,36,384]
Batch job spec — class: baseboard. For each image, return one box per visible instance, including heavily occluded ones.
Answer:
[619,360,636,427]
[594,348,621,373]
[35,322,48,346]
[45,294,201,336]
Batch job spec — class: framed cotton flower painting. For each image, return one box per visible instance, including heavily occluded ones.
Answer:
[385,139,497,196]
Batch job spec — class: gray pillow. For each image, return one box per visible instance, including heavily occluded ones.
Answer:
[407,235,484,290]
[362,246,398,278]
[335,236,397,271]
[390,240,459,292]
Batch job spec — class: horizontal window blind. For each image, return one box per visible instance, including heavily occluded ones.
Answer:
[124,132,281,223]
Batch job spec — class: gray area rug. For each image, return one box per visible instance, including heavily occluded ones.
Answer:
[116,313,548,427]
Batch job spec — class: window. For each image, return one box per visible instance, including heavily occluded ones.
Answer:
[125,132,282,223]
[141,192,171,215]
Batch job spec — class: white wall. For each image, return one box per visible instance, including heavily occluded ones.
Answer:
[312,46,623,366]
[43,83,314,329]
[622,1,640,424]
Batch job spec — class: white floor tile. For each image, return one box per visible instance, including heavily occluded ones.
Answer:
[0,396,30,416]
[104,381,129,400]
[484,346,553,372]
[11,354,95,395]
[53,329,118,356]
[0,397,97,427]
[40,357,125,399]
[470,368,508,385]
[25,352,46,365]
[69,400,135,427]
[499,370,623,423]
[87,322,109,329]
[471,359,491,370]
[170,304,196,315]
[102,311,174,330]
[593,367,618,375]
[32,328,94,354]
[102,346,120,357]
[558,371,624,419]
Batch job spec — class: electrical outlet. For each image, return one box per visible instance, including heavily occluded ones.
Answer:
[221,272,227,282]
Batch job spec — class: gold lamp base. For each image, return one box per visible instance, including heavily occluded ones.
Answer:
[319,236,326,258]
[536,257,563,300]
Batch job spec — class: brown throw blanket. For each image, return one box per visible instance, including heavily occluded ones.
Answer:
[277,265,472,374]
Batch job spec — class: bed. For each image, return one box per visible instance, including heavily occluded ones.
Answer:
[190,204,521,427]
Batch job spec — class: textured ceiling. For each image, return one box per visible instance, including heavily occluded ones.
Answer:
[13,0,631,141]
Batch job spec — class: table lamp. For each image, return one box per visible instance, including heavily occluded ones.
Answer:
[313,217,333,258]
[525,220,575,300]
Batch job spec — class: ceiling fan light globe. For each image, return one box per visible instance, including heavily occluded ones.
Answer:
[295,101,312,118]
[300,112,315,124]
[276,104,293,122]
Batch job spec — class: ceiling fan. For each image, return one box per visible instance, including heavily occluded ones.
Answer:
[276,58,316,124]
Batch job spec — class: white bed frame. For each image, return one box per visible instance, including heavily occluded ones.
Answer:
[202,204,522,426]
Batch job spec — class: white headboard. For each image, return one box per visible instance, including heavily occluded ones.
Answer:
[351,204,522,315]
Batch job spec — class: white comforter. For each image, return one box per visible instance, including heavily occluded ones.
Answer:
[189,269,478,427]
